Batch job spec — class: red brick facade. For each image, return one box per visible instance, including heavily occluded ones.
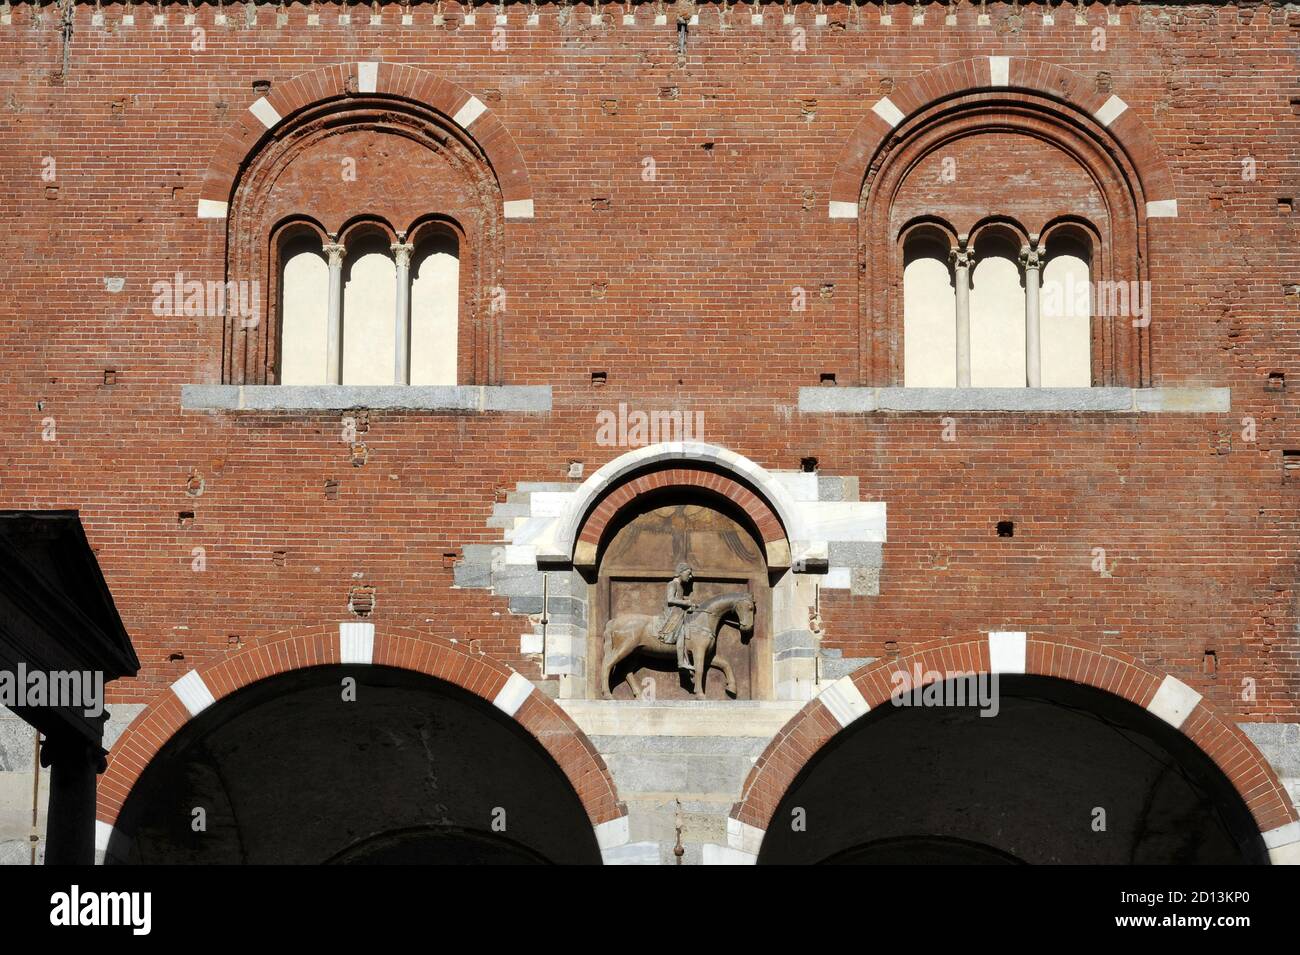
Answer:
[1,1,1297,841]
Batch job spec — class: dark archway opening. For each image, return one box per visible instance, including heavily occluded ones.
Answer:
[759,676,1267,865]
[107,666,601,864]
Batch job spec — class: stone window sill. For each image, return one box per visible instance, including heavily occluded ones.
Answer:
[181,384,551,413]
[799,387,1230,414]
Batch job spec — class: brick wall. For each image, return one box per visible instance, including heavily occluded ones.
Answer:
[0,1,1296,729]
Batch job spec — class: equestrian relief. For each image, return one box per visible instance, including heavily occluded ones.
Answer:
[600,562,756,699]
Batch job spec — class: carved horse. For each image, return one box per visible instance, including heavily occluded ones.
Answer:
[600,591,756,699]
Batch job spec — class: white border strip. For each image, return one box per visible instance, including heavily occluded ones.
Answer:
[452,95,488,129]
[828,200,858,219]
[988,631,1026,674]
[196,199,229,220]
[503,198,535,220]
[339,621,375,664]
[989,56,1009,87]
[171,669,216,717]
[1093,94,1128,128]
[819,675,871,727]
[247,96,282,130]
[1146,674,1202,730]
[871,96,905,129]
[357,61,378,94]
[492,671,535,716]
[727,817,766,855]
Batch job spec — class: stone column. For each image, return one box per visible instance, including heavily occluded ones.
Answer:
[391,240,414,385]
[1021,245,1044,387]
[950,246,973,387]
[323,241,347,385]
[40,733,103,866]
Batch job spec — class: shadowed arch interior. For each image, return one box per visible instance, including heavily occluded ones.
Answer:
[759,675,1267,865]
[107,665,601,864]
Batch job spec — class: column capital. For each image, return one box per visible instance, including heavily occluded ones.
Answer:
[949,247,973,270]
[390,241,414,269]
[322,242,346,264]
[1019,246,1045,270]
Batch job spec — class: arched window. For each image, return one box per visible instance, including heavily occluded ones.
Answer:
[273,218,464,386]
[1040,225,1094,387]
[276,227,330,386]
[341,228,398,386]
[409,223,461,387]
[969,225,1027,387]
[902,224,956,387]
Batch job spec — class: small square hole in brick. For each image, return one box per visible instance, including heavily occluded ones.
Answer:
[591,371,607,386]
[820,372,837,385]
[801,456,818,472]
[996,520,1015,538]
[1267,371,1286,391]
[1283,451,1300,476]
[1280,198,1294,215]
[177,511,195,527]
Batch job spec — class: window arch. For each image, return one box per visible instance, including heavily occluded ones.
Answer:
[849,60,1167,389]
[219,79,508,386]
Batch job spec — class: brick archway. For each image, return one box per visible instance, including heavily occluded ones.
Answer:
[726,634,1300,864]
[573,465,789,571]
[540,442,810,571]
[827,55,1177,218]
[97,624,628,861]
[195,62,534,220]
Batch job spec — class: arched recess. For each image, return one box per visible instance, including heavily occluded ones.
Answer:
[97,624,628,863]
[828,56,1179,389]
[540,442,807,572]
[727,634,1300,864]
[197,63,534,386]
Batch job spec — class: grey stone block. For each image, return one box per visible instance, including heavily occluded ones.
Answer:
[821,655,875,681]
[774,629,817,652]
[851,565,880,596]
[798,386,876,413]
[0,716,35,772]
[592,736,767,757]
[453,563,492,589]
[1134,387,1231,413]
[508,593,545,615]
[828,541,883,566]
[605,753,690,793]
[492,567,544,595]
[816,476,846,502]
[181,384,552,413]
[876,387,1133,412]
[1241,723,1300,775]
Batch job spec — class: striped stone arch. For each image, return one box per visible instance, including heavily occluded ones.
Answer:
[826,55,1178,220]
[195,62,535,221]
[96,623,629,861]
[726,633,1300,864]
[540,442,808,572]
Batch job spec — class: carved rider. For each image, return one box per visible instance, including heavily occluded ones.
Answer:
[657,563,698,672]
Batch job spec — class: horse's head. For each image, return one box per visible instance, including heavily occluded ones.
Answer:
[733,593,756,633]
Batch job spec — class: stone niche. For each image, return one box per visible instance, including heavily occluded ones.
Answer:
[453,443,889,704]
[593,495,770,701]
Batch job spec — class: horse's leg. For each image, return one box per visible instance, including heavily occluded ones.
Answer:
[601,630,636,699]
[690,633,707,696]
[711,654,737,696]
